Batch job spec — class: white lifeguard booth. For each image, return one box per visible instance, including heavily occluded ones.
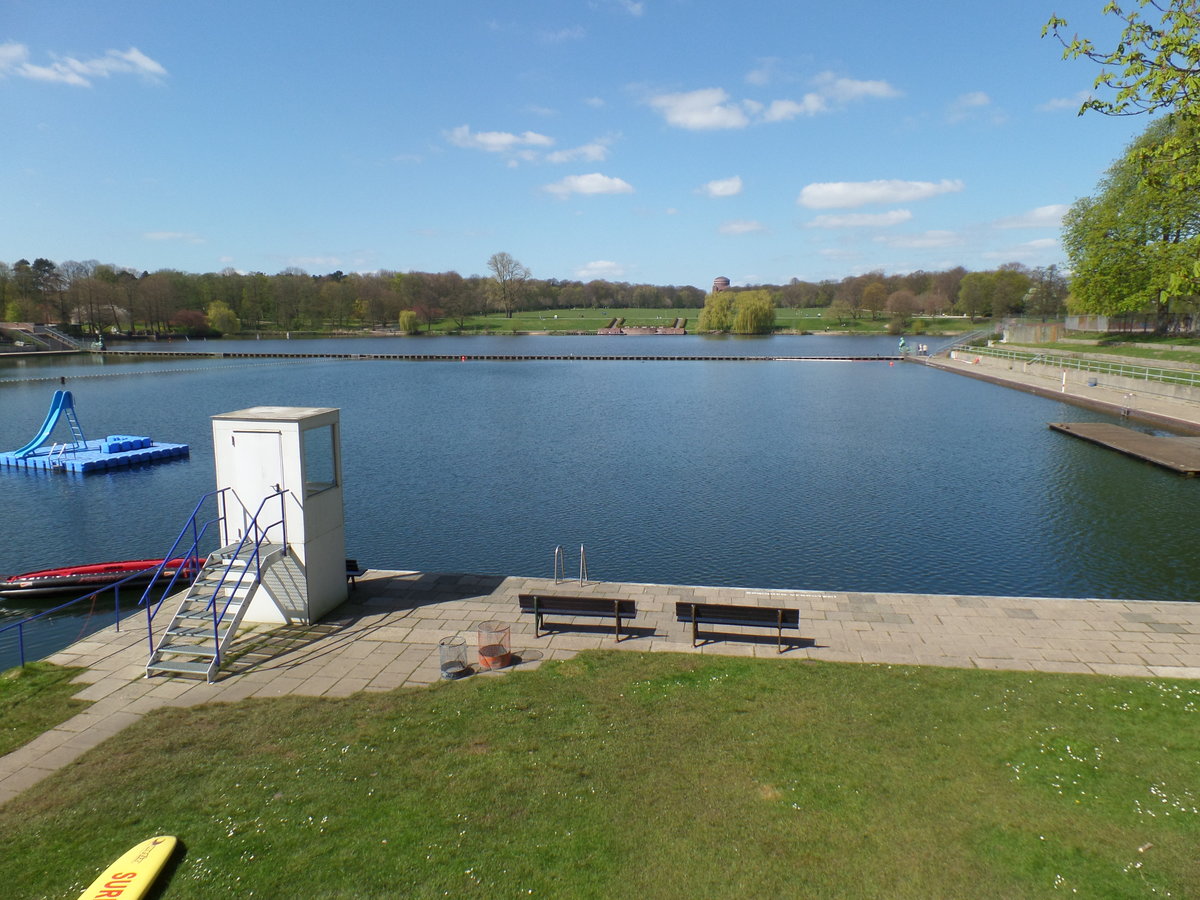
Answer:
[210,406,347,624]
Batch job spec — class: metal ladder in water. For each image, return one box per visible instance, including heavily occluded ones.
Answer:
[554,544,588,585]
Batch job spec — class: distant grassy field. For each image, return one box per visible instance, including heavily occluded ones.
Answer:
[2,652,1197,898]
[411,308,972,335]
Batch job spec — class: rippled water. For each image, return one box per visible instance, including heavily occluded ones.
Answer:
[2,335,1197,666]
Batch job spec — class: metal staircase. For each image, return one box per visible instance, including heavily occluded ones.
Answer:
[145,541,285,681]
[144,487,288,682]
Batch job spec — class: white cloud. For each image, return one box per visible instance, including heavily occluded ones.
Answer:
[947,91,1006,124]
[995,204,1069,229]
[576,259,626,279]
[144,231,203,244]
[762,95,826,121]
[647,72,900,130]
[445,124,554,154]
[798,179,964,209]
[813,71,901,102]
[584,96,606,108]
[546,138,613,164]
[1038,91,1091,112]
[617,0,644,16]
[647,88,750,130]
[699,175,743,198]
[0,42,29,70]
[0,43,167,86]
[806,210,914,228]
[719,219,766,234]
[544,172,634,197]
[745,57,781,87]
[874,230,963,249]
[540,26,585,42]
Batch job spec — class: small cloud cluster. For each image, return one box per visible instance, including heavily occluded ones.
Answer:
[576,259,626,279]
[646,71,900,131]
[798,179,964,209]
[699,175,743,198]
[995,204,1068,229]
[0,42,166,86]
[446,124,628,196]
[445,124,614,167]
[544,173,633,198]
[719,219,766,235]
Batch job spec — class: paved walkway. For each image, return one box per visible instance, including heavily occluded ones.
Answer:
[923,352,1200,432]
[4,571,1199,806]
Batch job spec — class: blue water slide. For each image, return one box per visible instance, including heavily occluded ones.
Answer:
[10,390,82,458]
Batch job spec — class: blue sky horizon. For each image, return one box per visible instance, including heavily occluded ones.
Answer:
[3,1,1151,289]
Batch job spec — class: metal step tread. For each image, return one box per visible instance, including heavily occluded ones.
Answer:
[175,605,241,620]
[147,660,213,676]
[155,643,218,658]
[166,624,233,639]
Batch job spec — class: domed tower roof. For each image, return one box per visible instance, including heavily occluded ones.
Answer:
[712,276,730,292]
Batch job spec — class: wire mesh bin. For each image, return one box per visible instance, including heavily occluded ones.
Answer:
[438,635,470,679]
[477,621,511,669]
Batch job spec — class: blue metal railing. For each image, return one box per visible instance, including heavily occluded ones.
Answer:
[0,554,202,670]
[141,488,232,655]
[0,492,231,669]
[187,489,286,668]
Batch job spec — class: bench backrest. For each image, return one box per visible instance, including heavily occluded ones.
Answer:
[675,602,799,627]
[519,594,636,617]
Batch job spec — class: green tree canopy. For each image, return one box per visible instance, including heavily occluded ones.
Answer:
[1061,114,1200,314]
[732,290,776,334]
[697,291,734,332]
[1044,2,1200,118]
[206,300,241,335]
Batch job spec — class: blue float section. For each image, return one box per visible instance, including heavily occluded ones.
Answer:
[0,437,189,473]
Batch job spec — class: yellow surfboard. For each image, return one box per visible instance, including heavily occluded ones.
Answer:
[77,835,177,900]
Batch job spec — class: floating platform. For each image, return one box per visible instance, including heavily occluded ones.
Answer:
[1,390,188,474]
[0,436,189,473]
[1049,422,1200,476]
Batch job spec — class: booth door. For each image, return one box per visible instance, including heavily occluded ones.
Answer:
[228,430,286,545]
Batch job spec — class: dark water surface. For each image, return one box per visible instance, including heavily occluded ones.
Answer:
[2,335,1197,666]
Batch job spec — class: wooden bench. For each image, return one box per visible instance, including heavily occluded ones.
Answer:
[518,594,638,641]
[345,558,366,589]
[675,602,800,653]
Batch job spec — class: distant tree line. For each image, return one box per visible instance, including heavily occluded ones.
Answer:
[0,255,1066,336]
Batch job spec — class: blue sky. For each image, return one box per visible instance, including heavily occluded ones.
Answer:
[2,0,1151,289]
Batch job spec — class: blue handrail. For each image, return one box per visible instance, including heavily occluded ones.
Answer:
[140,488,230,655]
[1,563,178,669]
[191,489,286,667]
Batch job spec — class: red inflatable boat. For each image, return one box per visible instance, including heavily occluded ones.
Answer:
[0,558,197,599]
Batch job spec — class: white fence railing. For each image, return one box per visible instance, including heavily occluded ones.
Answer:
[958,346,1200,388]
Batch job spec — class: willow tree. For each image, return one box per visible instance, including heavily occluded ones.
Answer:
[1061,114,1200,316]
[697,291,734,331]
[732,290,775,334]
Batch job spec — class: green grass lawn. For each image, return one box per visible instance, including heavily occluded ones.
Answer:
[2,653,1197,898]
[1009,340,1200,367]
[0,662,91,757]
[398,308,974,336]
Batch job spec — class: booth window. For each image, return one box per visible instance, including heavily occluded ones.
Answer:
[303,424,337,495]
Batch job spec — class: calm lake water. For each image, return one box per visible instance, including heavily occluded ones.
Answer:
[2,334,1197,667]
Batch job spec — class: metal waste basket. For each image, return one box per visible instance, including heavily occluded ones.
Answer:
[439,635,470,679]
[477,621,511,669]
